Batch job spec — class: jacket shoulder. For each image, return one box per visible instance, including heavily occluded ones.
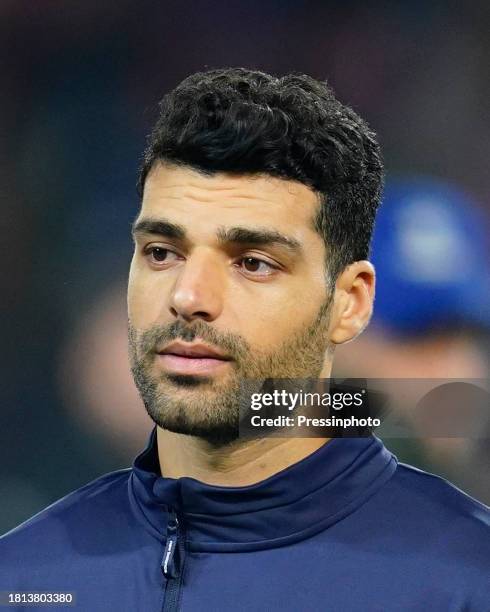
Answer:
[394,461,490,521]
[0,468,131,553]
[387,461,490,562]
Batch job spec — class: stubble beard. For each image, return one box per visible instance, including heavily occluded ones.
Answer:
[128,296,333,447]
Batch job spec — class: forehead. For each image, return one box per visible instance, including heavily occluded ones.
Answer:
[140,164,320,234]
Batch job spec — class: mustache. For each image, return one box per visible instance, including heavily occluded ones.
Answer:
[128,319,249,360]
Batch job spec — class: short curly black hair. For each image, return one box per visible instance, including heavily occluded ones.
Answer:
[138,68,384,283]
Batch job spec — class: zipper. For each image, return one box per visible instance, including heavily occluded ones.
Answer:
[161,508,185,612]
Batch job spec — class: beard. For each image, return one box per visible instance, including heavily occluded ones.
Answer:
[128,295,333,447]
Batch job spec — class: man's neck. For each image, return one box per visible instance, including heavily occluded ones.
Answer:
[157,426,330,487]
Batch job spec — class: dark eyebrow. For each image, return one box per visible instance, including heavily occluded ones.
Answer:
[216,226,303,255]
[131,218,186,241]
[131,216,303,255]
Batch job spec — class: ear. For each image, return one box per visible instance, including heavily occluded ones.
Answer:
[329,261,376,345]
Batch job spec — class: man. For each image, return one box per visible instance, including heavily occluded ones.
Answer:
[1,68,489,611]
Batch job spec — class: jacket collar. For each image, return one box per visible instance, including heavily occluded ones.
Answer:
[128,426,396,552]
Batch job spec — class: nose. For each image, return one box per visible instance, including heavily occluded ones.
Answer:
[168,248,225,323]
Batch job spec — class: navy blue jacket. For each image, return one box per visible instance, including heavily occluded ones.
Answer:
[1,428,489,611]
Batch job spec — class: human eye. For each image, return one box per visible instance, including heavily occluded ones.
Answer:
[143,245,181,267]
[236,255,278,277]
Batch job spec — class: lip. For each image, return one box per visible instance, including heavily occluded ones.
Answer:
[156,341,232,375]
[158,341,231,360]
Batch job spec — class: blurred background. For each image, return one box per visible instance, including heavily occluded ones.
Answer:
[1,0,489,534]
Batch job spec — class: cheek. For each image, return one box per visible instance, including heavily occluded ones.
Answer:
[235,282,326,351]
[127,262,166,328]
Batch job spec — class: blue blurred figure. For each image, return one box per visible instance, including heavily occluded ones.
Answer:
[334,175,490,501]
[372,176,490,336]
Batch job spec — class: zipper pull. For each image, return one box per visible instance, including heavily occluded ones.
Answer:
[161,509,179,579]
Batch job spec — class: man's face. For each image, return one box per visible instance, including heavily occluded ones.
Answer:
[128,164,333,445]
